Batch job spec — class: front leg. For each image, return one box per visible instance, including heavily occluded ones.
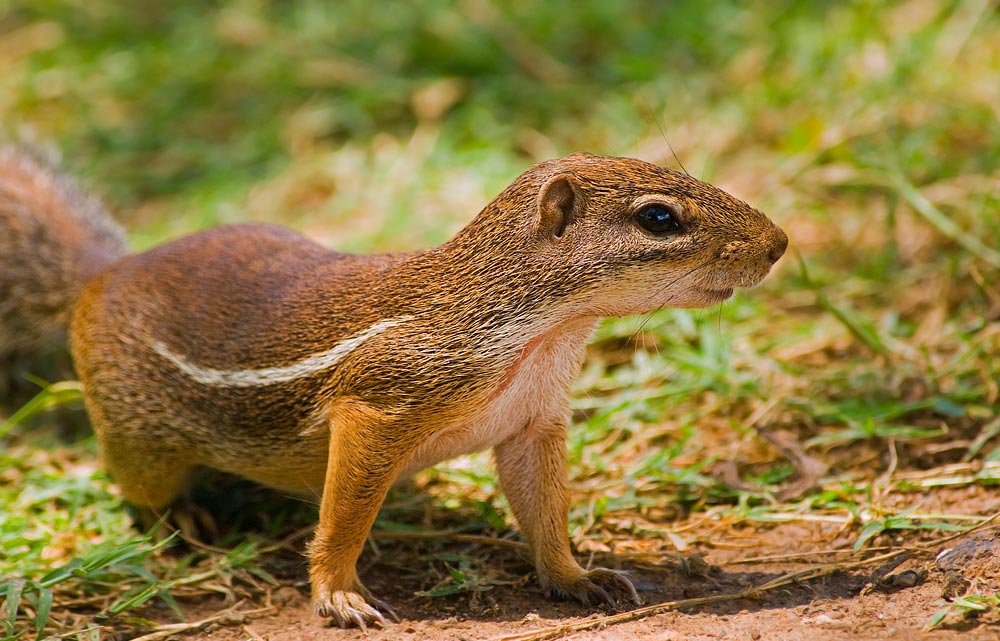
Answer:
[494,416,640,608]
[308,400,409,629]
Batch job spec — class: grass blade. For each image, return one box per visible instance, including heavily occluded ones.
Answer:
[796,254,893,360]
[0,382,83,439]
[4,580,25,634]
[32,588,51,641]
[893,173,1000,268]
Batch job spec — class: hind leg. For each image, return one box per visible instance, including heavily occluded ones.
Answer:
[102,442,195,509]
[83,391,194,509]
[85,395,221,541]
[98,425,196,517]
[101,438,215,539]
[100,440,224,541]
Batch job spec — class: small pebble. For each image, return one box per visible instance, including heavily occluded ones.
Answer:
[271,585,302,607]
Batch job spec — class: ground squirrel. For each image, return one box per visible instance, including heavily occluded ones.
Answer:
[0,148,787,628]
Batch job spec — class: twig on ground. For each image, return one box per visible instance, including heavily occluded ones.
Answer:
[724,548,886,565]
[260,524,316,553]
[128,604,276,641]
[756,427,828,500]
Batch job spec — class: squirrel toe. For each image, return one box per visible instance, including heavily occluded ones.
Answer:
[314,587,398,630]
[546,567,641,609]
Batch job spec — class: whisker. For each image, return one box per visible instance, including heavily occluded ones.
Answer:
[639,94,689,176]
[717,302,726,358]
[625,259,718,346]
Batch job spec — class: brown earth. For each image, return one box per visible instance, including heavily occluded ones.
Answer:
[132,485,1000,641]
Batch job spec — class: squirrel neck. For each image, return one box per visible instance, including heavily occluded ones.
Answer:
[385,203,585,341]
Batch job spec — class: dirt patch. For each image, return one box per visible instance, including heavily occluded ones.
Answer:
[130,486,1000,641]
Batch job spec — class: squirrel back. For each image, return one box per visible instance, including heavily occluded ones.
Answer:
[0,147,126,357]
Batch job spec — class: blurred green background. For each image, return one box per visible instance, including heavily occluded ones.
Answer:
[2,0,1000,636]
[4,0,996,255]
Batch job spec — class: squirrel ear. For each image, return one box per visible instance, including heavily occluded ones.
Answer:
[536,174,582,239]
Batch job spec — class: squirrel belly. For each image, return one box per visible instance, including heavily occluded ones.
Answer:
[2,148,787,628]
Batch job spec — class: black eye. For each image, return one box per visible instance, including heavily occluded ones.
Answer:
[635,203,683,235]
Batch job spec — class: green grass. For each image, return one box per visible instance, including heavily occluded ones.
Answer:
[2,0,1000,637]
[928,593,1000,630]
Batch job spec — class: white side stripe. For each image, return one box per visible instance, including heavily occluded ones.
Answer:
[151,318,410,387]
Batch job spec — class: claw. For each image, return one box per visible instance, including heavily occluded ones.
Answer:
[349,609,368,631]
[314,587,394,629]
[587,584,611,606]
[370,595,400,623]
[545,567,641,609]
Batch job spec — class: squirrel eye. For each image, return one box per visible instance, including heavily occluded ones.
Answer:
[635,203,683,235]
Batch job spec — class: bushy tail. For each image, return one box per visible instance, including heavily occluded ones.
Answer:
[0,147,127,356]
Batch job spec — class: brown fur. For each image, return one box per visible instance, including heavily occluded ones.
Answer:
[0,147,126,404]
[0,147,125,354]
[1,150,786,628]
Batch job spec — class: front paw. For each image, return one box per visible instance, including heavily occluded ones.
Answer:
[544,567,640,609]
[313,584,398,630]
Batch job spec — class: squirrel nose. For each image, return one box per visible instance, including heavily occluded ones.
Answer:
[768,228,788,264]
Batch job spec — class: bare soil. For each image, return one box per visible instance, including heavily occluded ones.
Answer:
[138,486,1000,641]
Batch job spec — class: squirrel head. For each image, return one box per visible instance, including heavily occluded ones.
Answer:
[449,152,787,318]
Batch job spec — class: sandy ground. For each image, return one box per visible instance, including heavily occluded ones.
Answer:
[133,486,1000,641]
